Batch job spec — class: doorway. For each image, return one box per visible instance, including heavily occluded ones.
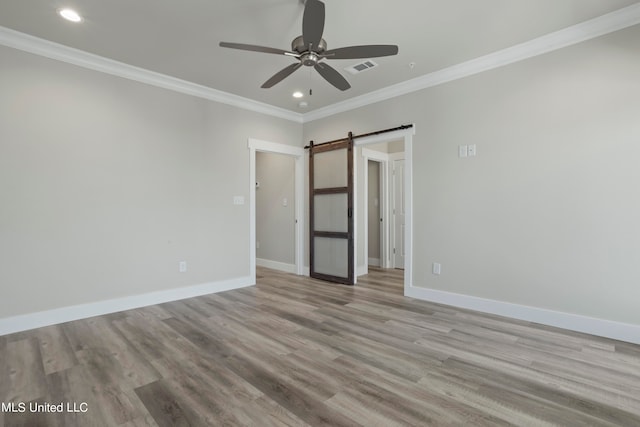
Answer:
[248,139,304,280]
[367,159,382,268]
[255,151,296,273]
[361,140,405,273]
[353,126,414,291]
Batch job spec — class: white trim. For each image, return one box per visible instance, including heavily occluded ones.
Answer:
[3,4,640,125]
[256,258,296,274]
[249,139,304,157]
[248,138,305,282]
[294,150,305,276]
[357,265,368,277]
[405,286,640,345]
[0,276,253,336]
[352,144,359,283]
[368,258,380,267]
[361,151,369,277]
[302,3,640,122]
[0,26,302,123]
[402,129,414,293]
[361,148,389,163]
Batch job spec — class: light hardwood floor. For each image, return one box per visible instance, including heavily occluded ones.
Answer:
[1,267,639,426]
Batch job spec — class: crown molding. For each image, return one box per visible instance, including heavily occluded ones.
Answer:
[0,26,304,123]
[302,3,640,123]
[2,2,639,125]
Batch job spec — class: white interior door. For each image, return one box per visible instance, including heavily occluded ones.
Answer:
[393,159,405,269]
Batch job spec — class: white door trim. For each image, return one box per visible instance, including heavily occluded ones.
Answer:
[354,125,415,293]
[388,153,405,269]
[248,138,305,280]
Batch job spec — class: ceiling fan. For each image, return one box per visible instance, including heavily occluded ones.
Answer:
[219,0,398,91]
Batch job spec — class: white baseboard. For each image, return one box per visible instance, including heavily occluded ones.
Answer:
[368,257,381,267]
[0,276,254,336]
[405,286,640,345]
[357,265,368,276]
[256,258,296,274]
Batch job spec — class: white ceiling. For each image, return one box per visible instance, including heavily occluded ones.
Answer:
[1,0,638,113]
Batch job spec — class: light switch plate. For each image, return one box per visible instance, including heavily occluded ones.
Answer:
[233,196,245,205]
[432,262,441,275]
[458,145,468,158]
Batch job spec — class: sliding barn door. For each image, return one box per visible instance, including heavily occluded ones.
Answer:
[309,134,354,285]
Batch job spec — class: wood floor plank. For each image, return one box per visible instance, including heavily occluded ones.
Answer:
[241,395,311,427]
[35,325,78,376]
[3,338,47,403]
[1,266,639,426]
[331,354,509,426]
[2,398,50,427]
[222,353,359,427]
[134,380,199,427]
[0,335,8,425]
[44,365,113,427]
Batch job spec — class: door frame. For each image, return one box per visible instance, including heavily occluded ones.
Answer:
[361,148,405,271]
[353,125,415,292]
[390,154,405,269]
[248,138,305,280]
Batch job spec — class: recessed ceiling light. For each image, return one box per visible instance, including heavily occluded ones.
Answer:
[59,8,83,23]
[292,91,304,98]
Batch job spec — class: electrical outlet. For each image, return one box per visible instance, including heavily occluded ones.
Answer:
[179,261,187,273]
[468,144,477,157]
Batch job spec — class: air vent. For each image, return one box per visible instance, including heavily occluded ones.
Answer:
[344,60,379,75]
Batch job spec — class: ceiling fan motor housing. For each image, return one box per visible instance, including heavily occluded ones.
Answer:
[292,35,326,66]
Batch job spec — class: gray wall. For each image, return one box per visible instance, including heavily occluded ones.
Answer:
[0,45,302,318]
[304,24,640,326]
[3,22,640,330]
[256,152,295,265]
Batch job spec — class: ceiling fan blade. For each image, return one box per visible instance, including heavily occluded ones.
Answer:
[323,45,399,59]
[261,63,303,88]
[219,42,294,56]
[302,0,325,51]
[314,62,350,91]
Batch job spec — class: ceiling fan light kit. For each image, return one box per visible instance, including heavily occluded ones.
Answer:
[219,0,398,91]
